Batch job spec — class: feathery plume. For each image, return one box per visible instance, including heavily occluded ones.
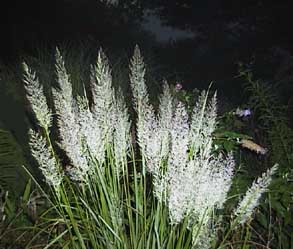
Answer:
[90,49,115,146]
[113,92,131,167]
[75,96,105,164]
[52,48,89,181]
[233,164,278,225]
[129,45,149,111]
[190,91,217,158]
[158,81,173,159]
[149,82,173,201]
[29,129,62,190]
[129,45,163,174]
[23,62,52,130]
[167,102,190,223]
[189,154,234,220]
[153,93,235,226]
[168,102,189,175]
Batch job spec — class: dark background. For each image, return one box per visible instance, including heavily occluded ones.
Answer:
[0,0,293,96]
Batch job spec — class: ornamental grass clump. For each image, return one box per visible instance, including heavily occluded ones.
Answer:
[23,46,277,249]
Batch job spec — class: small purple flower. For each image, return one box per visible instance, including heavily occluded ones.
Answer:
[243,109,251,117]
[175,83,183,91]
[235,108,252,117]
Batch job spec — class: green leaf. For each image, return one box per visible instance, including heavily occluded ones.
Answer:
[0,128,29,194]
[22,179,32,203]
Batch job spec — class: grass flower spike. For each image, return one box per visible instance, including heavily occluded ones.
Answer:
[233,164,278,226]
[129,47,235,224]
[29,130,62,190]
[158,81,173,159]
[23,62,62,190]
[52,48,89,181]
[113,93,131,167]
[23,62,52,130]
[190,90,217,158]
[90,49,115,146]
[129,45,149,111]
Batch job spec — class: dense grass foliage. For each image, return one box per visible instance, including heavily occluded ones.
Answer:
[0,47,282,249]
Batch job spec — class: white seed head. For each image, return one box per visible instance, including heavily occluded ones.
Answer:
[158,81,173,159]
[75,96,105,165]
[53,49,89,181]
[29,129,62,190]
[90,49,115,146]
[129,45,149,112]
[168,102,189,176]
[145,90,236,227]
[190,91,217,158]
[113,93,131,168]
[234,164,278,225]
[23,62,52,130]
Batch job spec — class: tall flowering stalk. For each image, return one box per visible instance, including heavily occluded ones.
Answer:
[25,48,130,182]
[158,82,173,160]
[52,49,89,181]
[129,47,172,170]
[129,46,277,249]
[22,45,277,249]
[90,49,115,145]
[129,45,149,112]
[113,92,131,167]
[129,46,233,223]
[129,45,154,164]
[23,62,52,130]
[28,130,62,191]
[23,47,133,248]
[233,164,278,226]
[23,62,62,191]
[149,82,173,200]
[190,90,217,159]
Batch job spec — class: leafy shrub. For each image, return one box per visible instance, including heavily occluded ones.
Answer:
[240,68,293,249]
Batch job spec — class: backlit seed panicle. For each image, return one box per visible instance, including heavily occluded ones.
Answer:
[113,94,131,168]
[90,49,115,145]
[136,104,160,172]
[128,46,236,226]
[53,49,89,180]
[23,62,52,130]
[158,81,173,159]
[190,154,235,218]
[129,46,164,174]
[166,102,190,223]
[168,102,189,175]
[167,154,234,225]
[29,129,62,190]
[129,45,152,155]
[75,96,105,165]
[190,91,217,157]
[151,82,173,201]
[90,49,113,115]
[233,164,278,226]
[129,45,149,112]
